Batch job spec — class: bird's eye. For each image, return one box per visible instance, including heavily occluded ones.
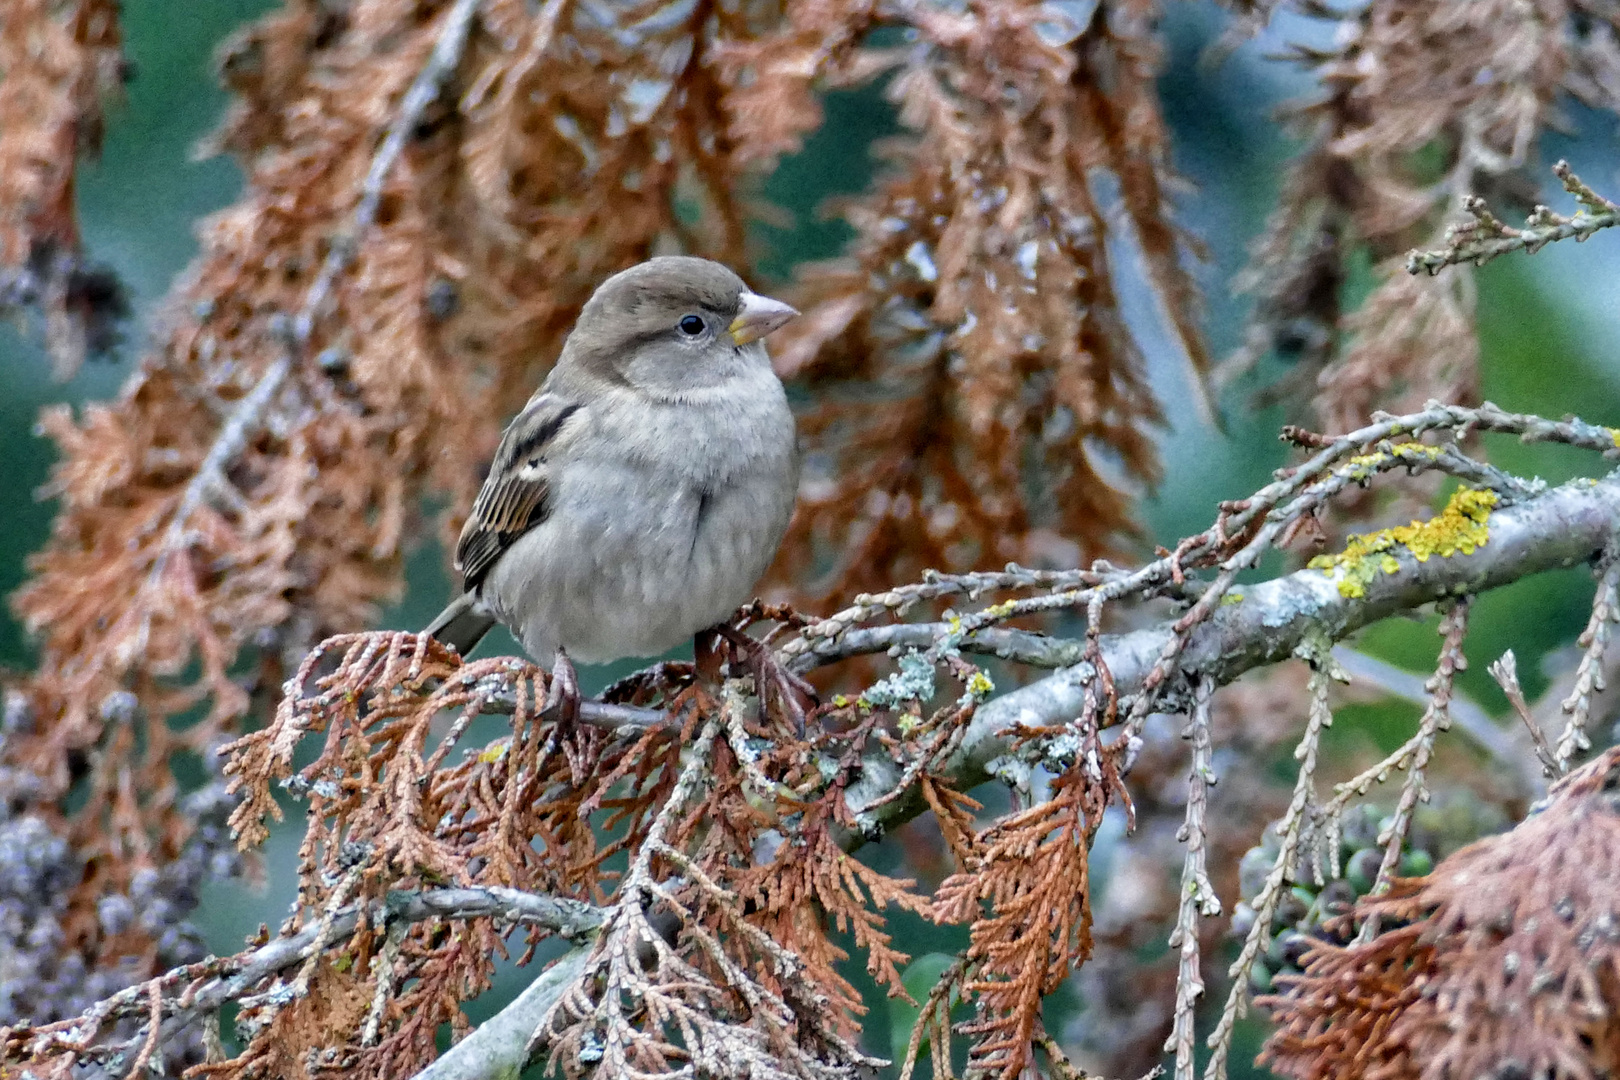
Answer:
[678,314,706,336]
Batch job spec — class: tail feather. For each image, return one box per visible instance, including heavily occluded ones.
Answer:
[424,592,498,657]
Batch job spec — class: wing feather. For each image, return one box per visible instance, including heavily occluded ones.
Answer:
[455,396,583,588]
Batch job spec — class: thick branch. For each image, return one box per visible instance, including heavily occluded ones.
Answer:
[841,472,1620,834]
[409,465,1620,1080]
[408,945,594,1080]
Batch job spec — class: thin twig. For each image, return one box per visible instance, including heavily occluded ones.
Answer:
[1365,601,1469,905]
[1318,605,1472,881]
[1166,677,1220,1080]
[123,983,164,1079]
[1333,645,1534,792]
[1204,649,1341,1080]
[1487,649,1558,778]
[147,0,486,585]
[1555,548,1620,770]
[361,918,407,1046]
[784,565,1123,658]
[16,887,602,1066]
[1407,161,1620,275]
[898,957,966,1080]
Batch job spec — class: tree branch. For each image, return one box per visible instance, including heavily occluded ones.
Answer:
[155,0,484,563]
[48,887,601,1079]
[294,465,1620,1080]
[840,470,1620,836]
[407,945,595,1080]
[1406,161,1620,275]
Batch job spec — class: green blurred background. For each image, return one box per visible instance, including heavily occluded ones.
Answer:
[3,0,1619,1073]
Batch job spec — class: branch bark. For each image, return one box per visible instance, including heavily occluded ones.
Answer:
[839,471,1620,835]
[397,468,1620,1080]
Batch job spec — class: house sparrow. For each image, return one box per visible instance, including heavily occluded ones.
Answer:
[425,256,800,677]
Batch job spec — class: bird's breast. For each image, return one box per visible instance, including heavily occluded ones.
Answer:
[483,379,797,665]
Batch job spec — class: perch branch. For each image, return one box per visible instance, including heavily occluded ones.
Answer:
[838,468,1620,838]
[466,466,1620,841]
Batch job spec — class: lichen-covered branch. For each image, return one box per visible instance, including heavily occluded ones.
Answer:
[842,466,1620,837]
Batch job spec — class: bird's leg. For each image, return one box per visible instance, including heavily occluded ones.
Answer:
[543,647,581,728]
[712,624,816,736]
[658,629,725,725]
[693,628,725,685]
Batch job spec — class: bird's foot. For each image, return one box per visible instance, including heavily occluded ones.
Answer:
[712,624,817,737]
[542,647,581,728]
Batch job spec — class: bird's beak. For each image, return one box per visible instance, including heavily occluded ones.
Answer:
[729,291,799,346]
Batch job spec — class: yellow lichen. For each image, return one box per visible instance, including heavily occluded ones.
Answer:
[1335,442,1443,483]
[966,670,995,696]
[1307,487,1498,598]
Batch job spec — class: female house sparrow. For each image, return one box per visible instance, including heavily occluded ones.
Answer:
[426,257,800,678]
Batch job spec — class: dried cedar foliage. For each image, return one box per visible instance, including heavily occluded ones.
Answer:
[209,631,929,1080]
[8,392,1620,1080]
[765,0,1208,602]
[1233,0,1620,433]
[5,0,792,978]
[3,0,1209,996]
[1261,745,1620,1080]
[0,0,128,376]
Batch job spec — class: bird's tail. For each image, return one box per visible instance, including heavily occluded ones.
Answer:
[424,592,498,657]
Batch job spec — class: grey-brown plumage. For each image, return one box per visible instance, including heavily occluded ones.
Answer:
[424,257,800,664]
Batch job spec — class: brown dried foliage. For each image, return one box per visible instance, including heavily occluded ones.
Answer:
[1235,0,1620,434]
[934,764,1111,1080]
[0,0,127,376]
[8,381,1620,1080]
[6,0,796,982]
[15,0,1620,1075]
[210,629,937,1079]
[204,631,699,1078]
[1262,746,1620,1080]
[2,0,1207,1007]
[763,0,1206,603]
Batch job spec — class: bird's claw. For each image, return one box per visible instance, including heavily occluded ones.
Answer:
[712,624,816,737]
[543,647,581,728]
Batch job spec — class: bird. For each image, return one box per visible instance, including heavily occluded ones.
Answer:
[424,256,801,702]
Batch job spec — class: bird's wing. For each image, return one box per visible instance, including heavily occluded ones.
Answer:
[455,394,585,588]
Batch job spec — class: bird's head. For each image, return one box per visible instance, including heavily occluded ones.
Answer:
[562,256,798,398]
